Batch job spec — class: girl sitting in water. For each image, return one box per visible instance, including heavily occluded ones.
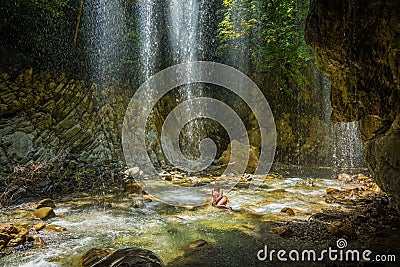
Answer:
[211,183,233,211]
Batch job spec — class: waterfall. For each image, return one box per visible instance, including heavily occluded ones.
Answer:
[321,75,364,169]
[167,0,206,160]
[332,121,364,169]
[86,0,125,83]
[138,0,158,80]
[168,0,201,64]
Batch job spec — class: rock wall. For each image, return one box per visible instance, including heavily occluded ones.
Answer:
[305,0,400,210]
[0,68,133,178]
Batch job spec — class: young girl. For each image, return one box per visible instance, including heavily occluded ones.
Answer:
[211,183,233,211]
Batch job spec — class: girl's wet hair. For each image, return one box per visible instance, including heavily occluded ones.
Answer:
[213,182,221,192]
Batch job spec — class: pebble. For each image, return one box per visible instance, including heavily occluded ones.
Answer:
[326,188,340,194]
[44,225,67,232]
[34,223,46,232]
[281,207,295,216]
[273,226,294,238]
[187,239,208,249]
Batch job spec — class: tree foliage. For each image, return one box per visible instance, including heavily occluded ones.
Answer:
[218,0,314,85]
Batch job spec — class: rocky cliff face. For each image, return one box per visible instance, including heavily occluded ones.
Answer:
[0,68,132,178]
[305,0,400,210]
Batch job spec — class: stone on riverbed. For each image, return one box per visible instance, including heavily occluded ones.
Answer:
[187,239,208,249]
[83,247,164,267]
[125,183,145,194]
[0,223,32,250]
[81,248,116,267]
[131,199,146,209]
[326,188,340,194]
[44,224,67,232]
[281,207,295,216]
[33,222,46,232]
[124,167,141,178]
[272,226,294,238]
[33,207,56,221]
[36,198,55,209]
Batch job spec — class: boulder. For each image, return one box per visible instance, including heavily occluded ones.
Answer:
[187,239,208,249]
[281,207,295,216]
[124,167,141,178]
[272,226,294,238]
[85,247,164,267]
[36,198,55,209]
[44,225,67,232]
[33,222,46,232]
[33,207,56,221]
[81,248,116,267]
[0,223,31,249]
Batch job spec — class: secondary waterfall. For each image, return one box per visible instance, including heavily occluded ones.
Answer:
[322,76,364,169]
[332,121,364,169]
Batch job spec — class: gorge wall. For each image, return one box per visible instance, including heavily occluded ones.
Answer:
[305,0,400,210]
[0,68,132,180]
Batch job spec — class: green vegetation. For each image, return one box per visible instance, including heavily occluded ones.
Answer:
[218,0,314,90]
[218,0,330,164]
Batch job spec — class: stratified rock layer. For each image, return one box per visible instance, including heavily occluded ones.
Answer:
[305,0,400,210]
[0,68,132,177]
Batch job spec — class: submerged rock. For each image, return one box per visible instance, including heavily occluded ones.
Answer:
[87,247,164,267]
[33,222,46,232]
[44,224,67,232]
[81,248,116,267]
[131,199,146,209]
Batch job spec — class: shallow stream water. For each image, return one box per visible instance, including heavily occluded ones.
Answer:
[0,170,365,266]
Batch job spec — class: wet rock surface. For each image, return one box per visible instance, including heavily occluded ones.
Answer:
[81,248,116,267]
[0,68,131,201]
[0,223,33,251]
[87,247,164,267]
[305,0,400,211]
[33,207,56,221]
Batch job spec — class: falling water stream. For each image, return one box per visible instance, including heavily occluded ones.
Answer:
[167,0,207,160]
[332,122,364,169]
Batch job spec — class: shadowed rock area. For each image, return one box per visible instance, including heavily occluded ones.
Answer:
[305,0,400,211]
